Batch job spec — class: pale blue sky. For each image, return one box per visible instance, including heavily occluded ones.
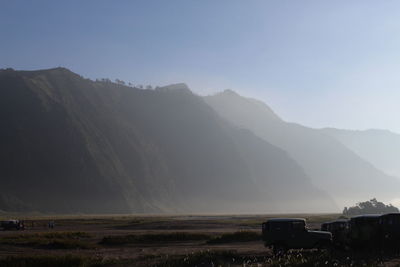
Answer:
[1,0,400,132]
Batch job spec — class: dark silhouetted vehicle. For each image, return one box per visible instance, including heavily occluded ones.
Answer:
[321,213,400,251]
[320,219,349,248]
[1,220,25,230]
[262,218,332,254]
[378,213,400,250]
[348,214,380,249]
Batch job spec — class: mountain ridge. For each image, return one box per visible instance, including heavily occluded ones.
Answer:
[321,127,400,178]
[0,68,335,213]
[204,90,400,207]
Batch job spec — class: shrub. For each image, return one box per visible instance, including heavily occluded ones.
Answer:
[156,250,240,267]
[100,232,211,245]
[207,231,261,244]
[0,255,95,267]
[0,232,93,249]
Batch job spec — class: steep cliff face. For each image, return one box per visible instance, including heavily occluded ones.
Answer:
[0,68,132,212]
[0,68,335,213]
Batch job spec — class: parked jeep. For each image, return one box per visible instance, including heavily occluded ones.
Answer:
[262,218,332,254]
[320,219,349,248]
[378,213,400,249]
[348,215,380,249]
[0,220,25,230]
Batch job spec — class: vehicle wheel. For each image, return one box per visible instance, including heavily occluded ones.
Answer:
[273,244,287,255]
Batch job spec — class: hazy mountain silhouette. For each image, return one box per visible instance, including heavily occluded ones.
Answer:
[204,90,400,207]
[0,68,335,213]
[321,128,400,178]
[226,127,334,211]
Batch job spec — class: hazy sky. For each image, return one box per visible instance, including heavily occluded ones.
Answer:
[2,0,400,133]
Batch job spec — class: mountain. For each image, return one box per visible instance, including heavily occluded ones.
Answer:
[321,128,400,178]
[0,68,335,213]
[225,127,333,211]
[204,90,400,207]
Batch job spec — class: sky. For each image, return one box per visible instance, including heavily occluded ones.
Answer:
[1,0,400,133]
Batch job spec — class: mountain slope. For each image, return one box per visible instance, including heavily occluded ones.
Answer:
[321,128,400,178]
[226,127,333,212]
[204,90,400,207]
[0,68,335,213]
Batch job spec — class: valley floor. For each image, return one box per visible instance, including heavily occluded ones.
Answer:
[0,213,398,266]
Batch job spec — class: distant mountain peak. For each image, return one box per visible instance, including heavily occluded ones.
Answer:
[156,83,192,94]
[221,89,239,96]
[50,66,73,73]
[206,90,282,122]
[0,67,80,80]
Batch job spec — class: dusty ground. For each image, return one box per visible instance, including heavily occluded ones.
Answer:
[0,213,398,266]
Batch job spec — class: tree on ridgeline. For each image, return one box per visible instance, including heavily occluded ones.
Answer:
[343,198,399,215]
[115,79,126,85]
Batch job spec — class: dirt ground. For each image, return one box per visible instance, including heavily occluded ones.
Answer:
[0,213,398,266]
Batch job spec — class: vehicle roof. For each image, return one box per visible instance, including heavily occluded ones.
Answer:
[266,218,305,223]
[350,214,381,220]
